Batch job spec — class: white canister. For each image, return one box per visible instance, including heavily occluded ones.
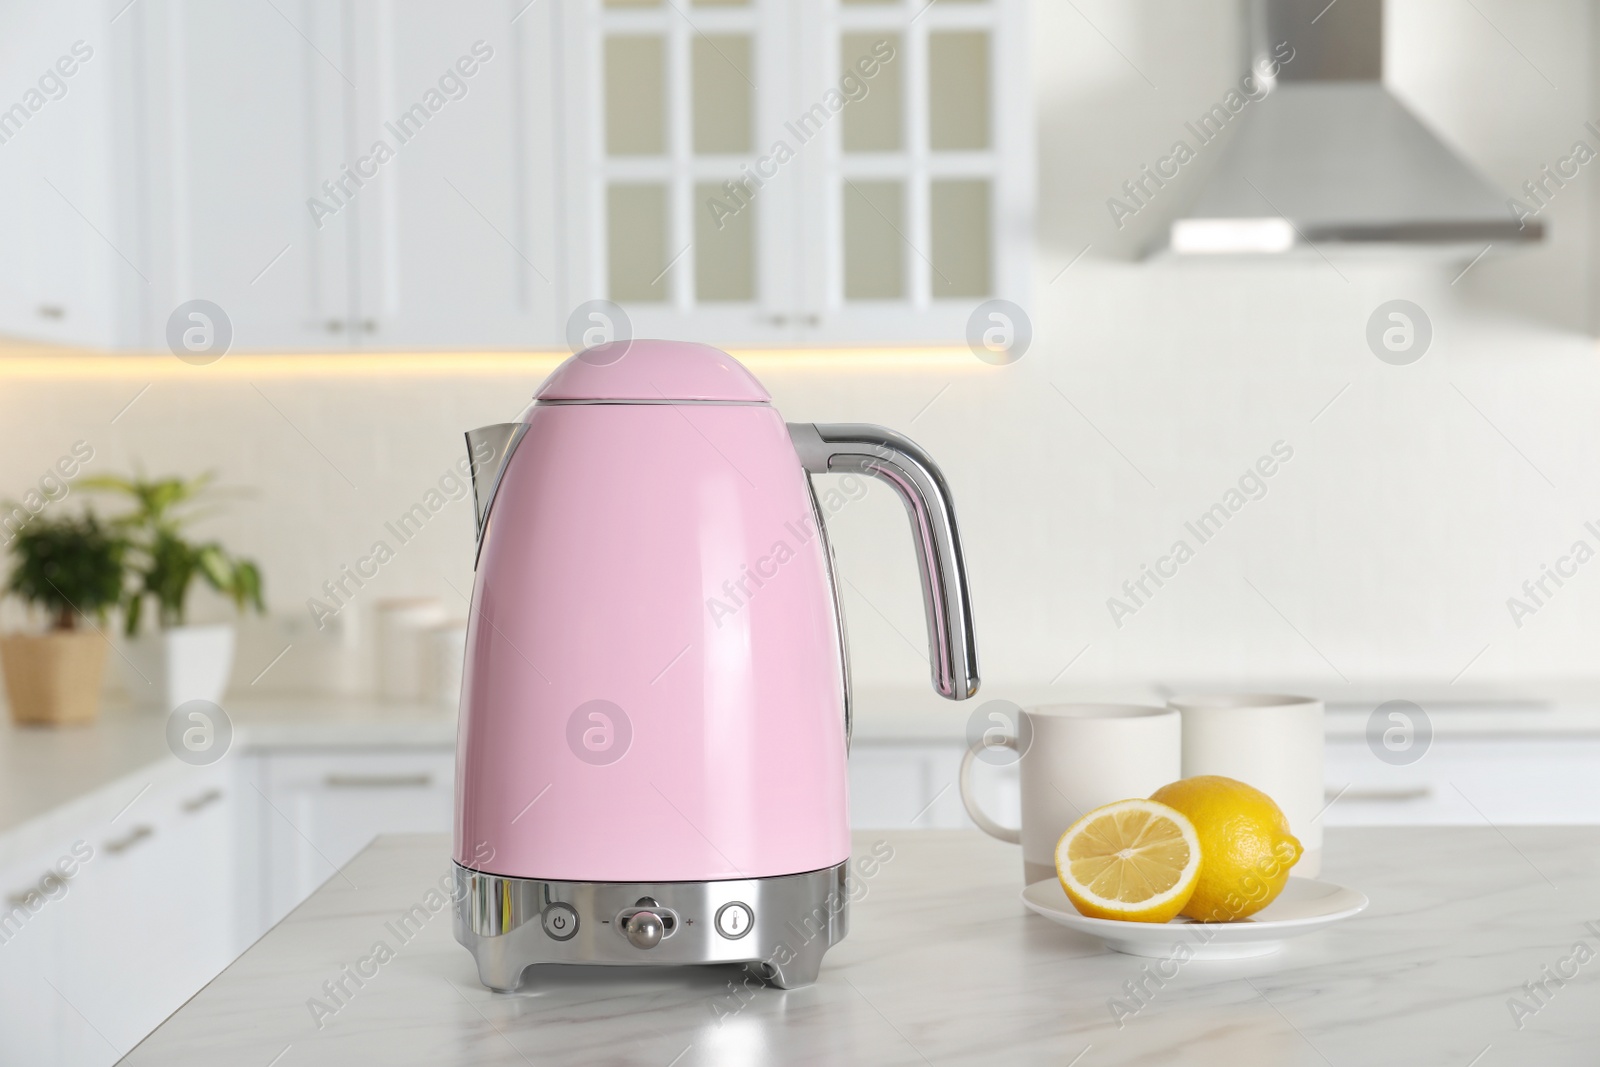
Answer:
[374,598,447,702]
[420,619,468,711]
[1169,694,1325,878]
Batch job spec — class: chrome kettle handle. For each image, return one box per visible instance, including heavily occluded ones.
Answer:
[788,423,979,701]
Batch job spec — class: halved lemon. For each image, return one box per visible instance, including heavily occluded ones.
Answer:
[1055,798,1201,923]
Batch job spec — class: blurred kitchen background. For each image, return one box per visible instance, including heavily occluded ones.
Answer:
[3,0,1600,1056]
[6,0,1599,703]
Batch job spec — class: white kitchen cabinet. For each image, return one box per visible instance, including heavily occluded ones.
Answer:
[0,4,122,348]
[851,733,1600,833]
[0,832,108,1066]
[1,0,564,351]
[342,3,563,349]
[56,767,238,1058]
[0,744,457,1067]
[1323,735,1600,827]
[243,747,457,929]
[3,0,1027,350]
[849,739,1013,829]
[128,0,563,351]
[0,762,237,1067]
[561,0,1032,344]
[132,0,357,351]
[0,0,354,351]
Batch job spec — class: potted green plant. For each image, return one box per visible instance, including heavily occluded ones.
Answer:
[84,472,264,710]
[0,511,125,725]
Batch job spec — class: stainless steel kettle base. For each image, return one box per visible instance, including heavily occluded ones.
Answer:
[453,861,849,991]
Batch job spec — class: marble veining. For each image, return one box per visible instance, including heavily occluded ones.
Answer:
[120,827,1600,1066]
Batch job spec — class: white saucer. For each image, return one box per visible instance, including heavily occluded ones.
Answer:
[1021,877,1369,959]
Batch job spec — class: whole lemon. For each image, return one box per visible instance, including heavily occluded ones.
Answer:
[1149,776,1303,922]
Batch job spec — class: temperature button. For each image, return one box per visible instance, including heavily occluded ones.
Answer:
[542,902,578,941]
[715,901,753,940]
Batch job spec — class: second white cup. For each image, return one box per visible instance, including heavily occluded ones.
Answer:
[1168,693,1325,878]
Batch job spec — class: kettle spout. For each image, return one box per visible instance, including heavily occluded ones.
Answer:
[465,423,529,546]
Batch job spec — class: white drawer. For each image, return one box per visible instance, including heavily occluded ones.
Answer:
[1324,736,1600,825]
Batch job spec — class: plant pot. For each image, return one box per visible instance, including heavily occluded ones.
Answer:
[122,623,236,711]
[0,630,110,726]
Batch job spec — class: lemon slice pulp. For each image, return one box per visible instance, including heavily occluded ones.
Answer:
[1054,798,1201,923]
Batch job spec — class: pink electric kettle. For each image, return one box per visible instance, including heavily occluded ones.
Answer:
[452,340,978,990]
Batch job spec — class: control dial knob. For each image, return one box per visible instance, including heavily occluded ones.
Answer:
[624,910,664,949]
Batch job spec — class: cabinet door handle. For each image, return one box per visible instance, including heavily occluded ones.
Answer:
[1328,785,1433,802]
[7,870,71,907]
[323,773,434,789]
[105,825,155,854]
[181,788,223,813]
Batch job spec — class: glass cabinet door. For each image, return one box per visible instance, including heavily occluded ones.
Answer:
[819,0,1026,341]
[568,0,798,341]
[562,0,1028,344]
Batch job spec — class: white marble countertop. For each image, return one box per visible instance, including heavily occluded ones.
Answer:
[0,697,457,865]
[0,696,457,825]
[123,827,1600,1066]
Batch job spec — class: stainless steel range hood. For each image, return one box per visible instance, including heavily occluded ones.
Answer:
[1168,0,1542,255]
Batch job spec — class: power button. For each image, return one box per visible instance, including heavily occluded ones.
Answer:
[714,901,753,940]
[542,902,578,941]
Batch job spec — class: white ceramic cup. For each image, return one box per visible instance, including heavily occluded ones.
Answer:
[1168,694,1325,878]
[959,704,1182,885]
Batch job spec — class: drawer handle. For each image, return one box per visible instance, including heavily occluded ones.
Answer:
[323,773,434,789]
[181,788,223,813]
[7,873,70,907]
[105,825,155,854]
[1328,785,1433,802]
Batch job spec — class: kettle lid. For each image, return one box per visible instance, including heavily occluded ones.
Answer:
[534,340,771,403]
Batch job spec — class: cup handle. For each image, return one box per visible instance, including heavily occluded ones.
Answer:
[959,739,1022,844]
